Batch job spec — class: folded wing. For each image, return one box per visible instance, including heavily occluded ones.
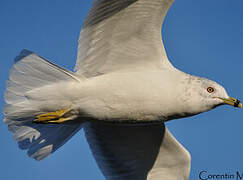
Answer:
[75,0,174,77]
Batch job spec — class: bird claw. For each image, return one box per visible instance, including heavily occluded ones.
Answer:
[34,109,72,124]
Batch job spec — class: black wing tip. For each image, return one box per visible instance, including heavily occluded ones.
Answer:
[14,49,35,63]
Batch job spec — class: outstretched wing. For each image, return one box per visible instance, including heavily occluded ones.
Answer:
[147,127,191,180]
[75,0,174,77]
[84,122,191,180]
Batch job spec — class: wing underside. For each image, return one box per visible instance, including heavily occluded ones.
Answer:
[75,0,174,77]
[84,122,191,180]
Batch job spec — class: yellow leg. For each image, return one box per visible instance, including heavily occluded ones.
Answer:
[43,117,72,124]
[34,109,71,124]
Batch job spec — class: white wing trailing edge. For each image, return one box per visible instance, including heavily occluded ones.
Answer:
[75,0,174,77]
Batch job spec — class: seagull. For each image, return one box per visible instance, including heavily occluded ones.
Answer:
[3,0,242,180]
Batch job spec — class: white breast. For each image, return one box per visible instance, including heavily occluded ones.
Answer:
[73,70,190,122]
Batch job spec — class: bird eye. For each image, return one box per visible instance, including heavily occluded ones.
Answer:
[207,87,215,93]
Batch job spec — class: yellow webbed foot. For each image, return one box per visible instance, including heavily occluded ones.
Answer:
[34,109,72,124]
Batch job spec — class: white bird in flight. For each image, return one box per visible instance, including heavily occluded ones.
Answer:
[3,0,242,179]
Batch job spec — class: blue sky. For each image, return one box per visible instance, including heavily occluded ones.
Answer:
[0,0,243,179]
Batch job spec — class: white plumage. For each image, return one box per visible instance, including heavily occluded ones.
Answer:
[76,0,174,77]
[3,0,241,179]
[3,50,82,160]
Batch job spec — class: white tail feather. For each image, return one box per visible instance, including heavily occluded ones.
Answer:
[3,49,82,160]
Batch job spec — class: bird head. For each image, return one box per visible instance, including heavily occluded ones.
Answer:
[182,76,242,115]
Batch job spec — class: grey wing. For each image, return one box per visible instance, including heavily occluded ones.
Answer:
[75,0,174,77]
[84,122,191,180]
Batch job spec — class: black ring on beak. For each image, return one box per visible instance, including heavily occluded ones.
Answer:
[234,99,241,107]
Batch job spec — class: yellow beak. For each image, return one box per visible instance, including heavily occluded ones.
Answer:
[220,97,242,108]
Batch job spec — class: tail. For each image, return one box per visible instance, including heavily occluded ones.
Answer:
[3,49,83,161]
